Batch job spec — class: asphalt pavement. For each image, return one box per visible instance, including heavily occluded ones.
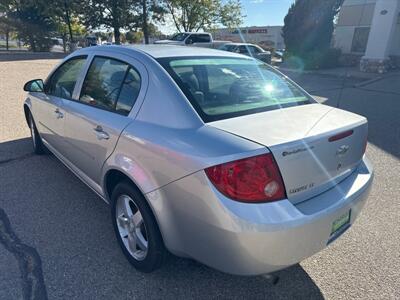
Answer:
[0,57,399,299]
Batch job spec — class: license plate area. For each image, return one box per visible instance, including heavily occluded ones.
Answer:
[327,210,351,245]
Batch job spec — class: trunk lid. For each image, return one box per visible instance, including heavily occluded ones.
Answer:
[209,104,368,203]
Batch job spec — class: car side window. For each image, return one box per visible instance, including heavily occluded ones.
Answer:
[199,34,211,43]
[115,68,141,115]
[191,34,211,43]
[46,57,86,99]
[238,46,248,54]
[79,57,141,115]
[249,46,261,54]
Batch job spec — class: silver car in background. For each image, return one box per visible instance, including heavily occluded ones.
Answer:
[219,43,272,64]
[23,45,373,275]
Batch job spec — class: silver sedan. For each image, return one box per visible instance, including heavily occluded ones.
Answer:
[23,45,373,275]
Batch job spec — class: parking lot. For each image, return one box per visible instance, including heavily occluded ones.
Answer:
[0,57,399,299]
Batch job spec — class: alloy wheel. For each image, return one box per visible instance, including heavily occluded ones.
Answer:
[115,195,148,261]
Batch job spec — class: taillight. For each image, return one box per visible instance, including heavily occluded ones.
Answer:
[328,130,354,142]
[205,153,286,203]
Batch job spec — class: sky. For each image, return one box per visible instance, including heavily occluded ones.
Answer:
[162,0,294,34]
[241,0,294,27]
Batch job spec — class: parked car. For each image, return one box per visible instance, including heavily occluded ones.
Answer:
[23,45,373,275]
[84,36,97,47]
[274,49,285,61]
[154,32,230,49]
[219,43,272,64]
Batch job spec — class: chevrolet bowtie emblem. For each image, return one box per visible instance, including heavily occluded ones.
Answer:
[336,145,350,157]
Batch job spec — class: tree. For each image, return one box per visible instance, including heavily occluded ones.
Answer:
[283,0,344,56]
[125,24,161,44]
[129,0,166,44]
[1,0,85,52]
[0,16,13,50]
[6,1,57,51]
[0,0,15,51]
[55,16,86,52]
[126,30,143,44]
[165,0,243,33]
[50,0,81,44]
[48,0,85,51]
[79,0,138,44]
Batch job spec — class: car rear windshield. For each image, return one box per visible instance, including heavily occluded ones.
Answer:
[158,57,314,122]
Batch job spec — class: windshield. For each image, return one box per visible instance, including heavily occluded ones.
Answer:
[170,33,189,41]
[158,57,314,122]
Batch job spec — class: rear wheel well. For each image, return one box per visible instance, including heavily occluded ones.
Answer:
[105,170,142,202]
[24,105,31,127]
[104,169,166,244]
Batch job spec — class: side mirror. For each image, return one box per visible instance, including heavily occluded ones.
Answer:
[24,79,44,92]
[186,38,193,45]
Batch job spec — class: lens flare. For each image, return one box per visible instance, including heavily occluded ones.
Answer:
[264,84,274,92]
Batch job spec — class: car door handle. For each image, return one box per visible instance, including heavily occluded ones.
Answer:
[94,125,110,140]
[54,108,64,119]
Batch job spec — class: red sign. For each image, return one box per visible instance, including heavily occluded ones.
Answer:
[248,28,268,34]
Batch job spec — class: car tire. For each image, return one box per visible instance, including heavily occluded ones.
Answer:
[111,181,167,273]
[29,113,46,155]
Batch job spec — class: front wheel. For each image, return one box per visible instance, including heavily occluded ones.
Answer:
[111,181,167,273]
[29,113,46,155]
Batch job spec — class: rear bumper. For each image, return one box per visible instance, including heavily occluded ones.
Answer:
[147,156,373,275]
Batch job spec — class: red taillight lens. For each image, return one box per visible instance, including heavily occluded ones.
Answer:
[328,130,354,142]
[205,153,286,203]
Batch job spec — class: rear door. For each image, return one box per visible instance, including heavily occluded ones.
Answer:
[62,52,147,184]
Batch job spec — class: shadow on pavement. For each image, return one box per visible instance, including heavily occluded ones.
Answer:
[0,138,324,299]
[0,52,67,62]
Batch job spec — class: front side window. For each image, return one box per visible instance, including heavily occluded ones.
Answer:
[47,57,86,99]
[238,46,248,54]
[79,57,141,115]
[159,57,313,122]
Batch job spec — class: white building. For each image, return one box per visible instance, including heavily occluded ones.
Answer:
[213,26,285,50]
[335,0,400,72]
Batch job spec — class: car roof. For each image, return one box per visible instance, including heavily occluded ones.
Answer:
[76,44,248,59]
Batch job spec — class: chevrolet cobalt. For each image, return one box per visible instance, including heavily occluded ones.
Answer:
[23,45,373,275]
